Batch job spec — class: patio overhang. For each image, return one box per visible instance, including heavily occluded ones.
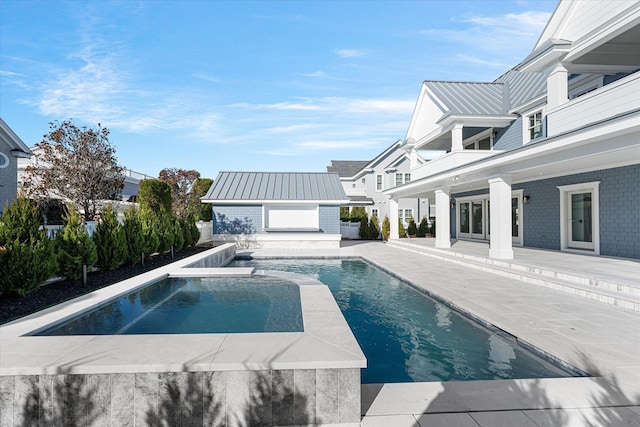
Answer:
[386,110,640,199]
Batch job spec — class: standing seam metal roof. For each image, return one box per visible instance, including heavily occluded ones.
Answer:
[203,172,348,201]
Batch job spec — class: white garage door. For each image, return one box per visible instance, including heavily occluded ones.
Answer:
[264,205,319,229]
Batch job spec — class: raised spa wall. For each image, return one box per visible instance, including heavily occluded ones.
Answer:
[0,244,365,427]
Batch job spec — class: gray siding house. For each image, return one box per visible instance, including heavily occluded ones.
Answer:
[386,0,640,260]
[0,118,32,215]
[202,172,349,248]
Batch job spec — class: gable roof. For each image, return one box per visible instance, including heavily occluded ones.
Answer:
[0,118,32,157]
[203,172,349,203]
[425,81,507,116]
[326,160,370,177]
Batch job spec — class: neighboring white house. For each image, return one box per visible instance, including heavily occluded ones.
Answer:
[385,0,640,260]
[202,171,349,249]
[326,140,432,227]
[0,118,32,215]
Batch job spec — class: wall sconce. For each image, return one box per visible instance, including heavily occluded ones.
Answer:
[523,196,530,204]
[450,200,456,209]
[361,178,365,184]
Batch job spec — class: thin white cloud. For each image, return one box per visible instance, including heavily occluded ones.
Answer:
[230,101,325,111]
[0,70,22,77]
[420,10,551,68]
[336,49,366,59]
[193,72,221,83]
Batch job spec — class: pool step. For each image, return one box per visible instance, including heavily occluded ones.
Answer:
[387,240,640,312]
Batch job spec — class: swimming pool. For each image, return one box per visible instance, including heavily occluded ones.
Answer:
[33,276,304,335]
[232,258,577,384]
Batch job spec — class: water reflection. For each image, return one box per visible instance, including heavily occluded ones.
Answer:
[35,277,302,336]
[232,259,573,384]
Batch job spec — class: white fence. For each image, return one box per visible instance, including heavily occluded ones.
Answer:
[340,221,361,239]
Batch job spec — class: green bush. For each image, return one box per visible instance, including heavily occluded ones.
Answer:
[398,219,406,238]
[340,207,350,222]
[0,198,57,296]
[368,213,380,239]
[188,178,214,221]
[407,217,418,236]
[138,179,172,216]
[381,216,390,240]
[157,213,176,254]
[350,206,367,223]
[123,207,145,266]
[181,217,200,248]
[172,216,185,251]
[93,205,127,270]
[141,213,160,255]
[417,217,429,237]
[55,209,97,279]
[358,218,369,239]
[430,218,436,237]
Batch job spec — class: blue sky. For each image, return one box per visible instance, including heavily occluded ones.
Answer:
[1,0,557,179]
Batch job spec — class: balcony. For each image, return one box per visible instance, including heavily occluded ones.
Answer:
[410,150,501,181]
[547,71,640,136]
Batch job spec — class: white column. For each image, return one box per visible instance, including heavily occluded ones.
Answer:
[546,63,568,110]
[409,148,418,169]
[451,124,464,152]
[488,176,514,259]
[434,188,451,248]
[389,198,399,240]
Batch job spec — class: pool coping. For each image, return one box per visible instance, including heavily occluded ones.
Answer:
[0,244,366,376]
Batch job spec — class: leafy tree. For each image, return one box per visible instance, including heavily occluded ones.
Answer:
[159,168,201,218]
[381,216,390,241]
[418,217,429,237]
[407,217,418,236]
[22,120,125,221]
[123,206,145,266]
[187,178,213,221]
[55,208,97,279]
[138,179,172,216]
[0,198,57,296]
[93,205,127,270]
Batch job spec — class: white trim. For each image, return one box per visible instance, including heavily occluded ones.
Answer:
[376,174,383,192]
[203,199,349,205]
[512,189,524,247]
[0,152,9,169]
[557,181,600,255]
[262,204,320,231]
[523,108,545,143]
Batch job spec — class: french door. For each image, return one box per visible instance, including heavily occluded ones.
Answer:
[457,193,523,244]
[567,191,594,250]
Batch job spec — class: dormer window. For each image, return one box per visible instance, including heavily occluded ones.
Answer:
[527,111,544,141]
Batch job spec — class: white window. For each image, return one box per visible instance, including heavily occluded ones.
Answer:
[376,174,383,191]
[263,205,319,230]
[463,129,493,150]
[395,173,411,187]
[527,111,544,141]
[371,208,379,218]
[400,209,413,225]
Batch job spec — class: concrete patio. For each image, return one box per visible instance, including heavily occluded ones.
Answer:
[242,239,640,426]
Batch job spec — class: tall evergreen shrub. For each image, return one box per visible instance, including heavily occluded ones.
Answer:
[0,198,57,296]
[368,213,380,239]
[55,208,97,279]
[381,216,390,241]
[93,205,127,270]
[417,217,429,237]
[398,219,406,238]
[123,206,145,266]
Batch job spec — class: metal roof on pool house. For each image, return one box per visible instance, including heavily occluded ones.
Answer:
[202,171,350,204]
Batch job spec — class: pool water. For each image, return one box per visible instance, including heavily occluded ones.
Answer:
[34,276,303,335]
[232,258,575,384]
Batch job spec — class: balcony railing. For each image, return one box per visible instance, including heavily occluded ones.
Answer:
[410,150,500,181]
[547,71,640,136]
